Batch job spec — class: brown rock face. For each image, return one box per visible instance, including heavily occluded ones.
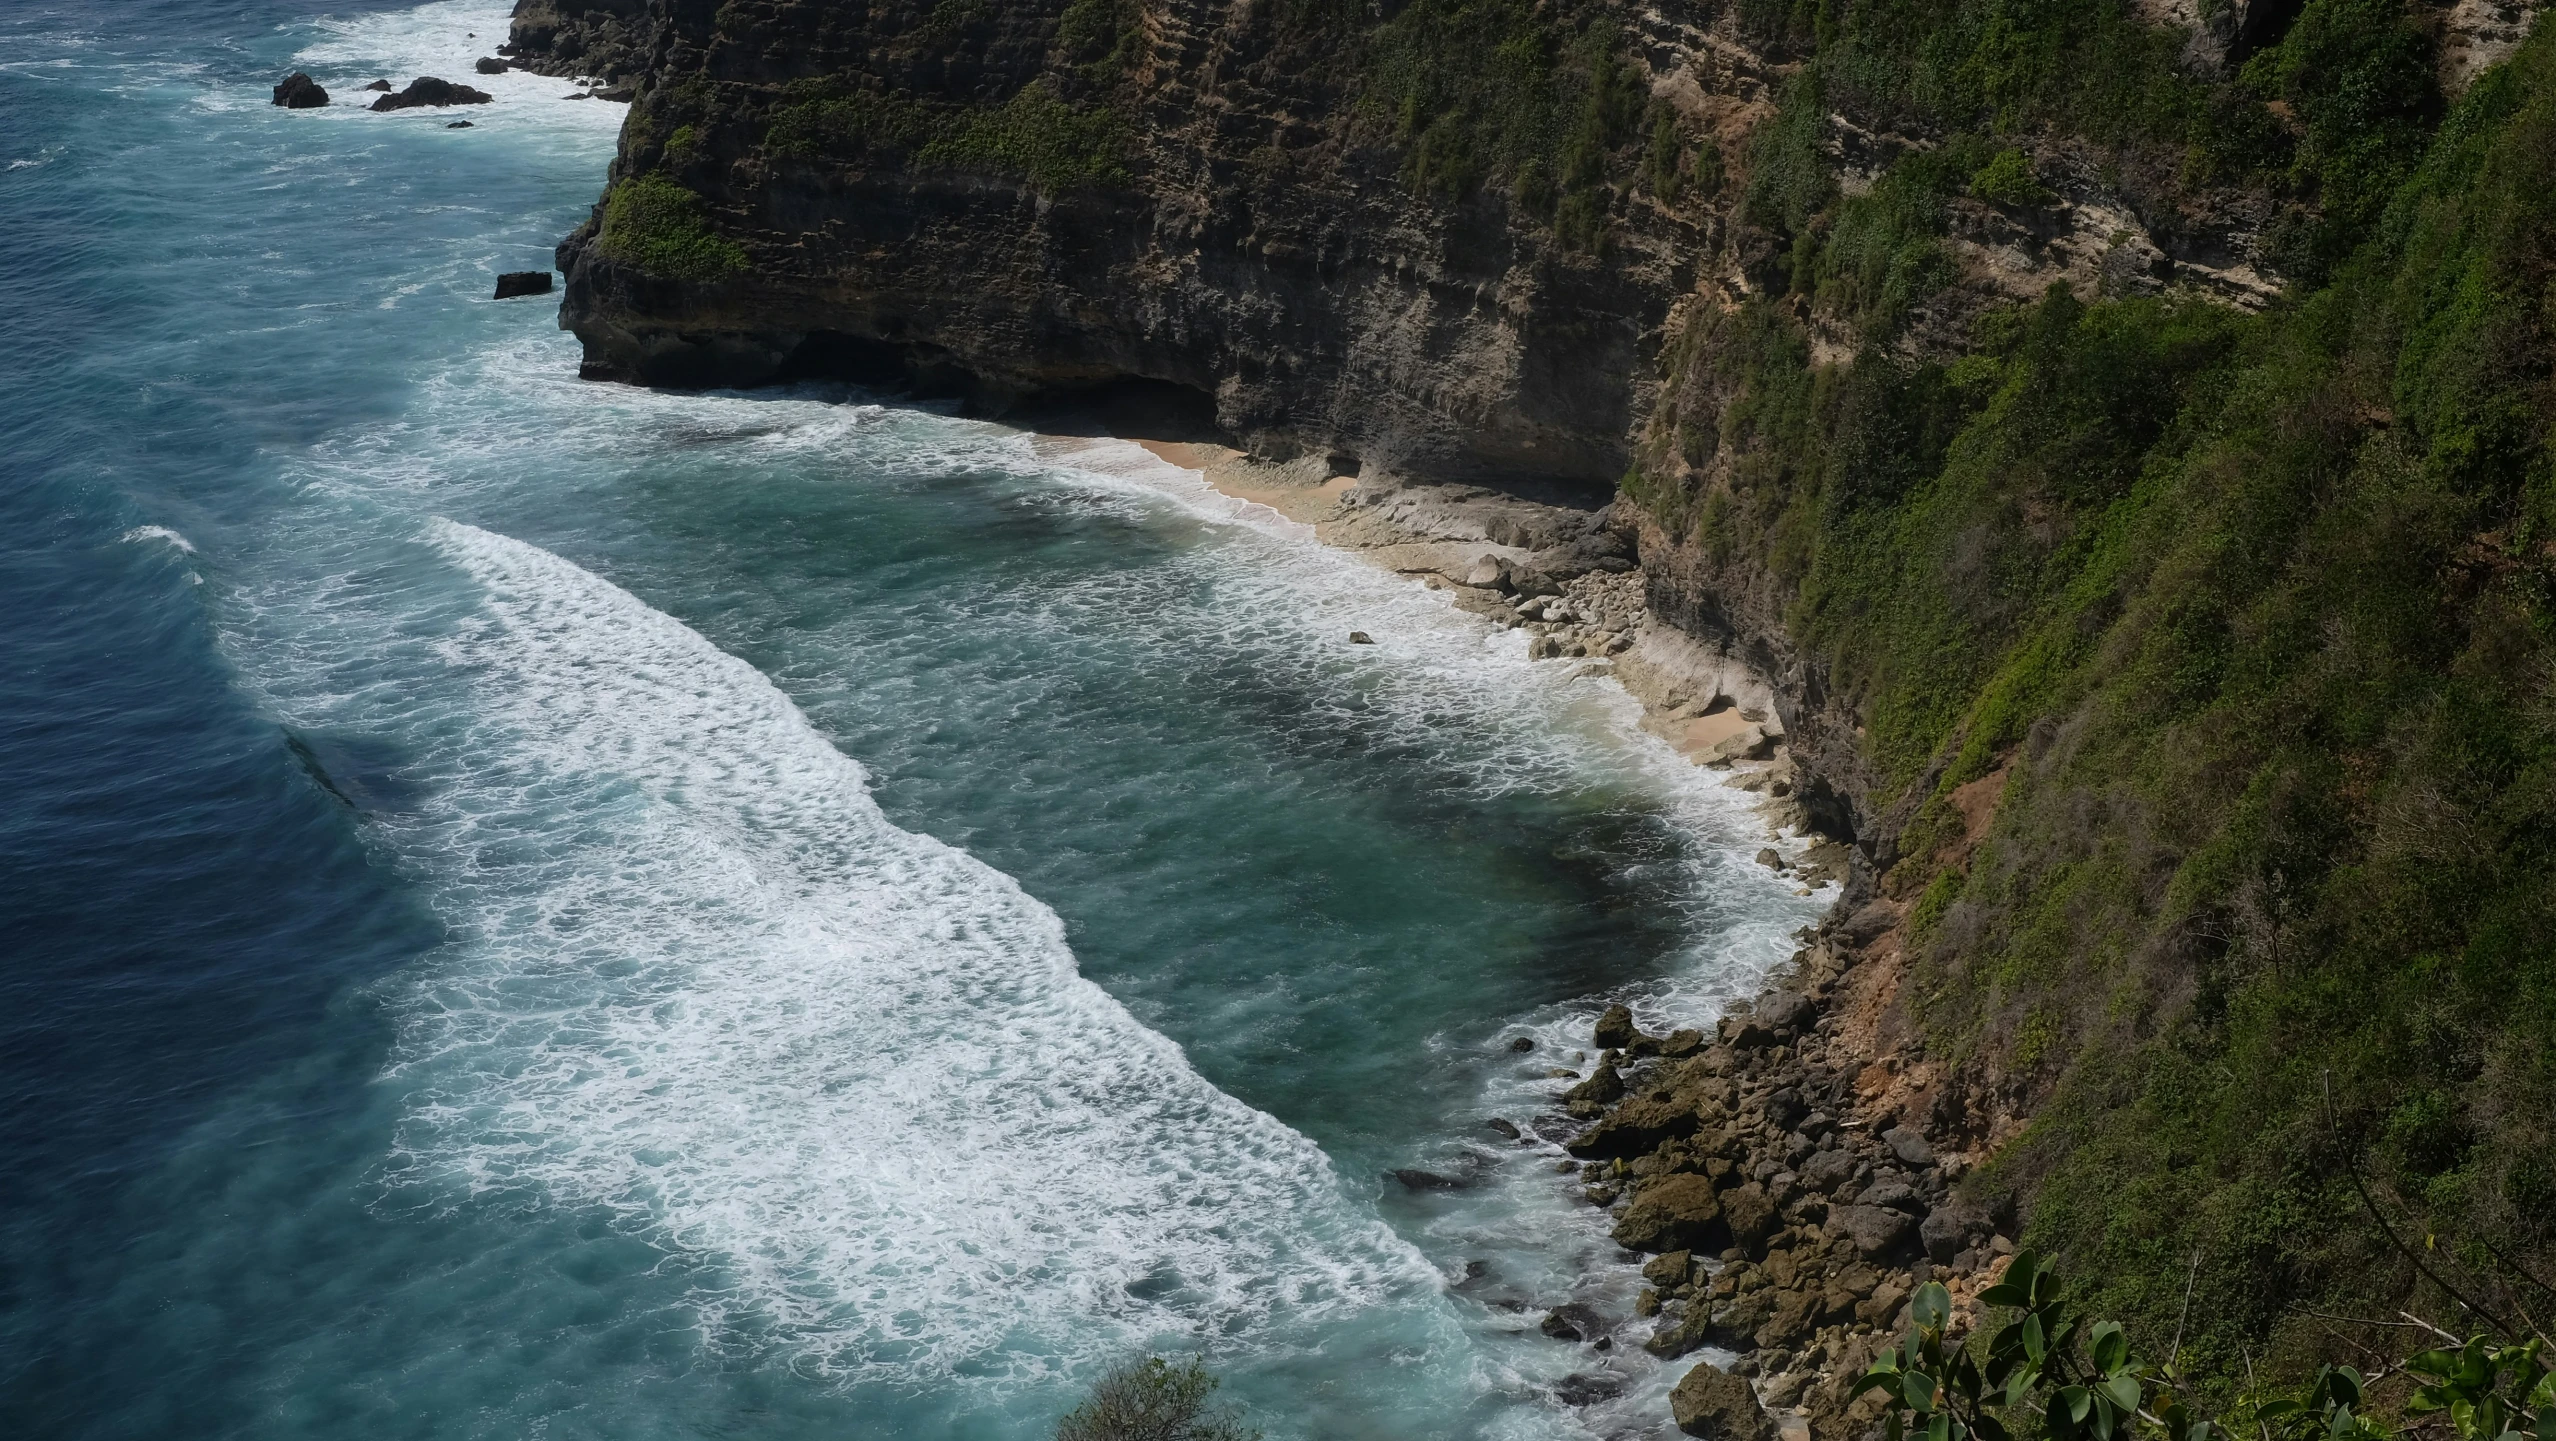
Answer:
[1671,1362,1778,1441]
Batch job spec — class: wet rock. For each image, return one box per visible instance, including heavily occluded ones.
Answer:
[1592,1004,1638,1050]
[1541,1302,1604,1343]
[1465,553,1512,589]
[1565,1061,1625,1108]
[371,77,493,111]
[1883,1127,1936,1168]
[360,78,391,91]
[1647,1300,1717,1358]
[271,72,329,108]
[1612,1174,1726,1253]
[493,270,552,298]
[1486,1117,1521,1141]
[474,56,506,74]
[1390,1168,1467,1191]
[1554,1372,1625,1406]
[1508,1035,1535,1052]
[1756,847,1787,871]
[446,120,474,128]
[1567,1094,1702,1160]
[1348,630,1374,644]
[1834,1203,1920,1261]
[1672,1362,1779,1441]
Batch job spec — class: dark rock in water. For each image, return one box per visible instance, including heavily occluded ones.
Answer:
[1564,1060,1624,1108]
[562,91,590,100]
[1539,1302,1605,1343]
[1553,1372,1625,1406]
[361,78,392,91]
[1390,1167,1466,1192]
[1347,630,1373,644]
[1611,1174,1725,1253]
[494,270,553,299]
[1642,1249,1696,1288]
[1567,1094,1701,1160]
[1592,1003,1638,1050]
[371,77,493,111]
[1673,1362,1779,1441]
[1485,1117,1521,1141]
[271,72,328,108]
[474,56,507,74]
[593,84,634,101]
[1508,1035,1535,1052]
[446,120,474,129]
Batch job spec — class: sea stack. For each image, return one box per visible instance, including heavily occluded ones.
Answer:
[269,72,327,108]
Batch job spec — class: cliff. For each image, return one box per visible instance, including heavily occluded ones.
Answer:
[519,0,2556,1420]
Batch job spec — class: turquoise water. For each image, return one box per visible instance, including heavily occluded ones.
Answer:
[0,3,1828,1436]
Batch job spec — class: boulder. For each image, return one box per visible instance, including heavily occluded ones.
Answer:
[1757,989,1817,1033]
[1592,1003,1638,1050]
[1801,1147,1857,1192]
[1465,553,1512,589]
[1673,1363,1779,1441]
[1647,1301,1717,1358]
[1347,630,1374,644]
[1763,1087,1809,1130]
[496,270,556,301]
[1834,1203,1919,1261]
[1612,1174,1726,1253]
[1486,1117,1521,1141]
[361,78,392,91]
[445,120,474,128]
[1508,1035,1535,1052]
[1920,1205,1983,1264]
[271,72,328,108]
[473,56,507,74]
[1883,1127,1937,1168]
[1720,1182,1780,1249]
[1566,1094,1700,1159]
[1540,1302,1604,1343]
[371,77,493,111]
[1757,1285,1823,1348]
[1564,1061,1624,1108]
[1859,1178,1925,1215]
[1642,1249,1696,1288]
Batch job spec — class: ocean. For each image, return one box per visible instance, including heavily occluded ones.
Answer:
[0,3,1828,1435]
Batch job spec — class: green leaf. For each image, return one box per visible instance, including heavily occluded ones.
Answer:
[2092,1323,2128,1375]
[1907,1372,1940,1413]
[2533,1406,2554,1441]
[1915,1283,1953,1331]
[2104,1375,2141,1413]
[2060,1386,2093,1423]
[2024,1314,2047,1364]
[1981,1283,2032,1308]
[1929,1412,1954,1441]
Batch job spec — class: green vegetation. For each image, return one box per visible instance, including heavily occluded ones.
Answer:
[1857,1258,2554,1441]
[1055,1356,1258,1441]
[595,173,747,281]
[919,80,1128,190]
[1626,3,2556,1399]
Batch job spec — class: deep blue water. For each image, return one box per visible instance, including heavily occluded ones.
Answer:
[0,4,1827,1436]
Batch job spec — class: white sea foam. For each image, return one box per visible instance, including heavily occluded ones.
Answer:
[121,524,196,552]
[307,519,1439,1383]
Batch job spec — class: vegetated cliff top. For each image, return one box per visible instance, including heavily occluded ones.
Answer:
[515,0,2556,1399]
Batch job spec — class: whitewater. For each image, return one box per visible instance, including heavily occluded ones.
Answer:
[0,1,1829,1436]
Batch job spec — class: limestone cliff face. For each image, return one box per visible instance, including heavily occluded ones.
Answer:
[515,0,2535,854]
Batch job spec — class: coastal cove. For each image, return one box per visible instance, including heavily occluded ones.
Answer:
[0,3,1850,1438]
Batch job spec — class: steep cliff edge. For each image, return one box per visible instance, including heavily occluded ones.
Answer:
[522,0,2556,1414]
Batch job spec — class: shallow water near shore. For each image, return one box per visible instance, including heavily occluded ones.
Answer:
[0,2,1829,1436]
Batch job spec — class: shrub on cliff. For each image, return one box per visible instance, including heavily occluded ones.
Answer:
[1055,1356,1257,1441]
[1625,1,2556,1399]
[596,174,747,282]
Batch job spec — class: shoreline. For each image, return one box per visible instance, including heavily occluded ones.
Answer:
[1055,431,1960,1439]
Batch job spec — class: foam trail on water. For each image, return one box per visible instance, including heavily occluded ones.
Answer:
[258,516,1433,1385]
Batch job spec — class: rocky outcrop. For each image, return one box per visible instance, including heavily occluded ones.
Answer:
[502,0,662,81]
[271,72,328,108]
[371,77,493,111]
[494,270,555,298]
